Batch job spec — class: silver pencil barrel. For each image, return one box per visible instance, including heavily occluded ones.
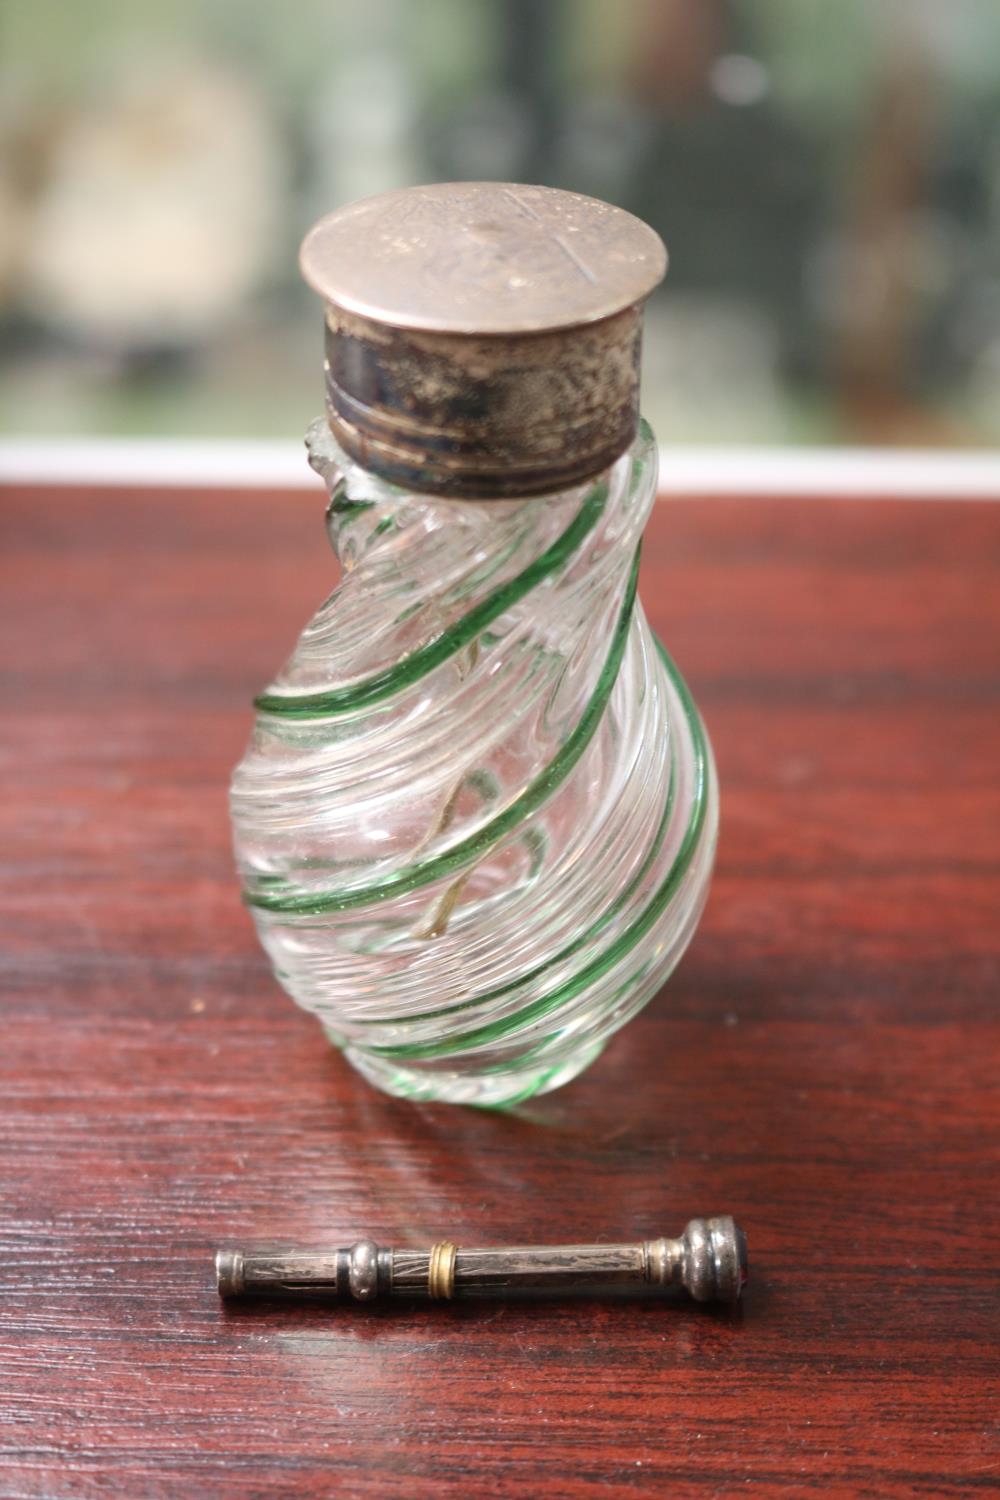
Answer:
[216,1217,747,1307]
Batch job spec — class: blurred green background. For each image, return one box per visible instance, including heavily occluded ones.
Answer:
[2,0,999,447]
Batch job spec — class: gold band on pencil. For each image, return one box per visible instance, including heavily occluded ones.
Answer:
[427,1241,457,1300]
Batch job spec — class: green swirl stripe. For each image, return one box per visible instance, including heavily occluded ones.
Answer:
[363,641,709,1061]
[254,477,609,720]
[362,675,679,1031]
[244,546,640,916]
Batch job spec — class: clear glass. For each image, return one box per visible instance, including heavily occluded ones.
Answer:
[231,418,718,1107]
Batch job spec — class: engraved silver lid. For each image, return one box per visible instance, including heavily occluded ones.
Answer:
[300,182,667,498]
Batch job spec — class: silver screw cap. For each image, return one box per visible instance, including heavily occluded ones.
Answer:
[300,182,667,498]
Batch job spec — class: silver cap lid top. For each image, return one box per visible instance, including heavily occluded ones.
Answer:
[300,182,667,498]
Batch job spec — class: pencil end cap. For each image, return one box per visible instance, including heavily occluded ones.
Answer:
[681,1217,748,1303]
[215,1249,244,1298]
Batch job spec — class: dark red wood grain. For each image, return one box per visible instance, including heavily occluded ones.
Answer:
[1,481,998,1498]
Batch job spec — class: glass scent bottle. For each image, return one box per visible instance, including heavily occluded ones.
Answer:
[231,183,718,1107]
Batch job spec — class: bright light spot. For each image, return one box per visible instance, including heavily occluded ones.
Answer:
[710,54,770,107]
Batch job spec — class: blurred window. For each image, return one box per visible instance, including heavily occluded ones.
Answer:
[2,0,999,446]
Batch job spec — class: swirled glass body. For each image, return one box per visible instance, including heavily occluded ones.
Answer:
[231,418,717,1106]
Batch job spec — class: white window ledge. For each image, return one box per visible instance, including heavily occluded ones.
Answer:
[0,439,998,499]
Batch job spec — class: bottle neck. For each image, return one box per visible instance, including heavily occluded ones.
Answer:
[249,416,657,719]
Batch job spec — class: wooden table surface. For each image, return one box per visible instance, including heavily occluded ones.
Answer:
[2,481,998,1498]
